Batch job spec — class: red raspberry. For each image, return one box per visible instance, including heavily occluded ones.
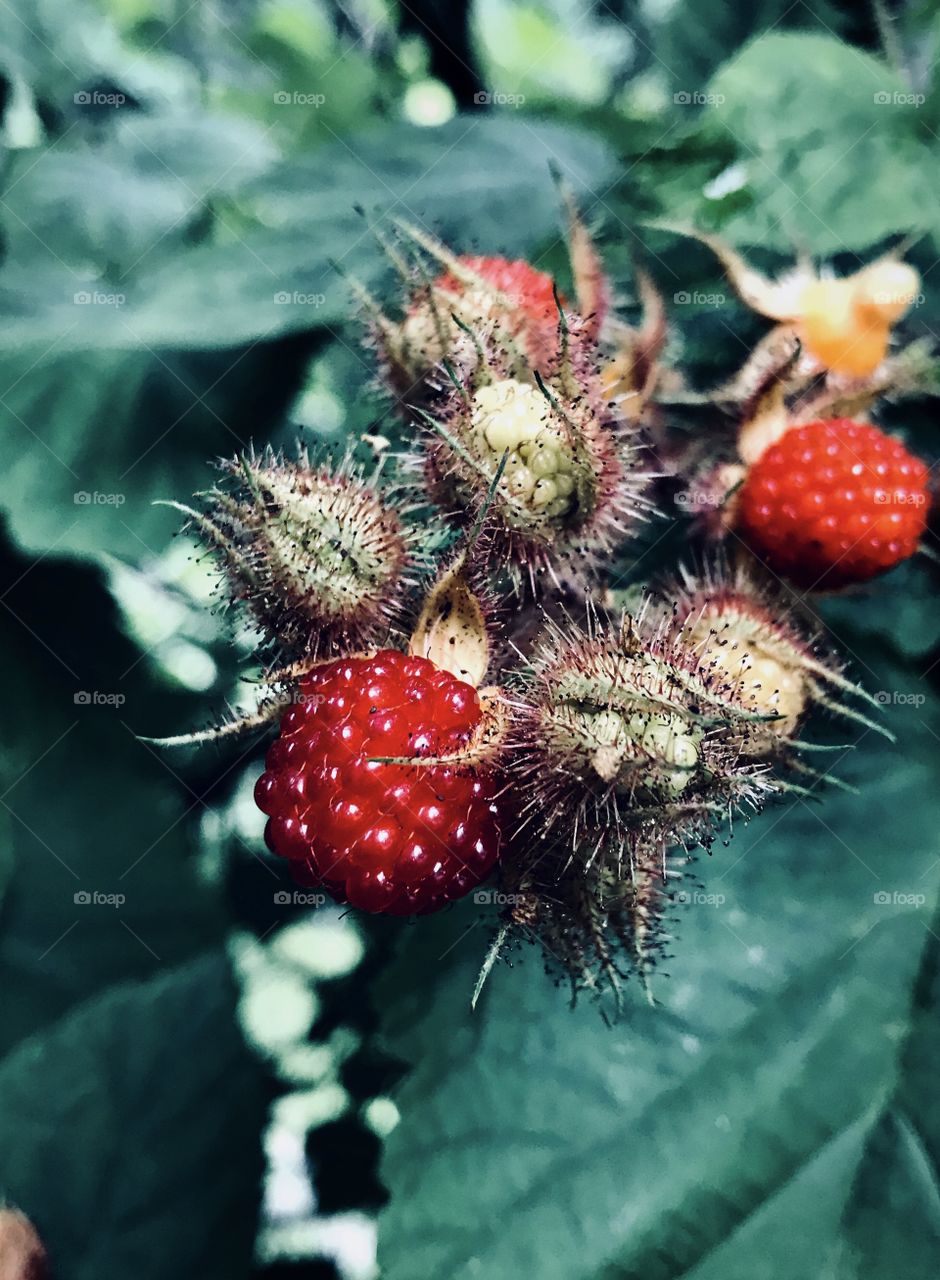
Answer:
[433,255,561,328]
[737,419,929,589]
[428,255,563,369]
[255,650,501,914]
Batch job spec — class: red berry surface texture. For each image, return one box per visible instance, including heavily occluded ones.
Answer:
[256,650,501,914]
[432,255,560,331]
[737,419,929,589]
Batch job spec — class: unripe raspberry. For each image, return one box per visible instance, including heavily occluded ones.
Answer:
[511,612,775,858]
[167,451,419,656]
[684,611,805,740]
[376,253,564,400]
[365,198,611,402]
[657,561,892,760]
[674,591,810,748]
[468,379,579,522]
[410,256,560,376]
[424,317,648,588]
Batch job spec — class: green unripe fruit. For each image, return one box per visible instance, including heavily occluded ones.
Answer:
[169,452,417,656]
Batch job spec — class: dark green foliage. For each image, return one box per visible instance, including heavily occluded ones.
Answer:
[2,4,939,1279]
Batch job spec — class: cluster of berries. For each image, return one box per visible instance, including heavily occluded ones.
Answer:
[158,201,932,999]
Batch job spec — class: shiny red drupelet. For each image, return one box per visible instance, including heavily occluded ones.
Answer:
[428,254,562,364]
[255,650,501,914]
[737,419,929,589]
[433,255,559,323]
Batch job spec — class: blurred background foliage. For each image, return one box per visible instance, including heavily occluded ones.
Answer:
[1,1,940,1278]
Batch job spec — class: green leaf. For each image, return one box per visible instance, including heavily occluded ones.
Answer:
[0,0,147,112]
[693,33,936,253]
[1,113,279,273]
[2,115,613,350]
[0,951,267,1280]
[0,543,236,1055]
[839,904,940,1279]
[0,341,310,562]
[0,115,613,560]
[655,0,853,99]
[377,654,940,1280]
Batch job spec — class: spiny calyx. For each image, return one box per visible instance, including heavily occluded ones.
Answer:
[511,612,776,865]
[396,254,564,387]
[166,450,417,656]
[423,317,647,588]
[366,199,609,400]
[661,561,893,758]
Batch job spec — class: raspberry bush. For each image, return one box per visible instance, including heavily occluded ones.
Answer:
[7,8,940,1280]
[160,186,933,986]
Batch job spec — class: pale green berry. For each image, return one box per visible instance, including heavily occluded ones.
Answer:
[640,716,701,793]
[468,379,579,521]
[685,612,807,746]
